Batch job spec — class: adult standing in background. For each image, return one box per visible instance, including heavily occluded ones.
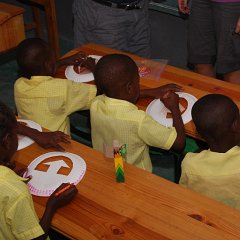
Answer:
[72,0,151,58]
[178,0,240,84]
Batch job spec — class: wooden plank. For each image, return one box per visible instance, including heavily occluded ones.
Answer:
[13,138,240,239]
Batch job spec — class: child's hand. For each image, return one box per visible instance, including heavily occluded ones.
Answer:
[81,57,96,72]
[156,84,183,97]
[47,183,78,210]
[160,91,180,112]
[15,168,32,183]
[57,51,87,67]
[33,131,71,151]
[140,84,182,99]
[15,167,28,177]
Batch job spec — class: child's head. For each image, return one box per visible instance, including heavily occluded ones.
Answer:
[94,54,140,103]
[0,102,18,169]
[17,38,56,79]
[192,94,240,148]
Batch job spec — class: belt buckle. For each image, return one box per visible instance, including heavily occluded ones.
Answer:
[125,4,141,10]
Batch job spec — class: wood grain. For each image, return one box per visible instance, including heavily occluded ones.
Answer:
[13,138,240,239]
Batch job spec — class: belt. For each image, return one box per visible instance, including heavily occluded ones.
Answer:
[91,0,142,10]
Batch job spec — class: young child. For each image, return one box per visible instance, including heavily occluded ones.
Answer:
[179,94,240,209]
[91,54,186,172]
[0,101,78,239]
[14,38,97,134]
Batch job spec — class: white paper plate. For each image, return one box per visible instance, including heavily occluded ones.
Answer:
[25,152,86,196]
[146,92,198,127]
[65,55,102,83]
[17,119,42,151]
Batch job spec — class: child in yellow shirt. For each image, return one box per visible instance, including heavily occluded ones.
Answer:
[14,38,97,134]
[0,101,77,239]
[180,94,240,209]
[91,53,186,172]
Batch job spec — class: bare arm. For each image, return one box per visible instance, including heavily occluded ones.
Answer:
[140,84,182,98]
[160,92,186,151]
[56,52,96,72]
[56,51,87,68]
[33,183,78,240]
[17,123,71,151]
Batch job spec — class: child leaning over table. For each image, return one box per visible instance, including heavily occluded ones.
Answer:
[0,101,78,239]
[14,37,97,134]
[179,94,240,209]
[90,54,186,172]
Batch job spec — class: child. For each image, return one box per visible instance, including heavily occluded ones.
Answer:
[91,54,185,172]
[14,38,97,134]
[179,94,240,209]
[0,101,78,239]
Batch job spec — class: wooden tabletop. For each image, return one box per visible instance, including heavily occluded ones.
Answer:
[13,136,240,240]
[55,43,240,140]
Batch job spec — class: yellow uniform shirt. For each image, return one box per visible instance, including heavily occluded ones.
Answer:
[0,166,44,239]
[14,76,97,134]
[90,95,177,172]
[180,146,240,209]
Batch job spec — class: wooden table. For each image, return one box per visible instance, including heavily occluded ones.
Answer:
[13,136,240,239]
[56,43,240,140]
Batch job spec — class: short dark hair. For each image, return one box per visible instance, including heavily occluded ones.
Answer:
[94,54,138,97]
[16,38,50,78]
[192,94,239,141]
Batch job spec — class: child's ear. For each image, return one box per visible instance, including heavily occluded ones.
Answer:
[232,118,240,133]
[126,81,133,95]
[2,134,10,149]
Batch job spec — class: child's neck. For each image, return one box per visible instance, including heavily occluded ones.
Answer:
[209,139,237,153]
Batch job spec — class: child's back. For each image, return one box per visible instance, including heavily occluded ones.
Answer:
[0,165,44,239]
[91,95,178,171]
[91,54,185,172]
[180,94,240,209]
[15,38,96,134]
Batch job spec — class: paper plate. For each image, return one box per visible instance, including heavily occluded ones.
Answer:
[65,55,102,83]
[146,92,198,127]
[25,152,86,197]
[17,119,42,151]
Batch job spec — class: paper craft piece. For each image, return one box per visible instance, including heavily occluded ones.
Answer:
[65,55,102,83]
[17,119,42,151]
[138,65,151,77]
[136,59,168,80]
[146,92,198,127]
[113,140,125,182]
[25,152,86,197]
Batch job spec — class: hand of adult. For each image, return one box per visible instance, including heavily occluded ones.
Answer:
[178,0,190,14]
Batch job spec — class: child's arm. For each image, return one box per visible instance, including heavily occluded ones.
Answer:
[140,84,183,98]
[160,91,186,151]
[56,52,96,72]
[33,183,78,240]
[18,123,71,151]
[56,51,87,68]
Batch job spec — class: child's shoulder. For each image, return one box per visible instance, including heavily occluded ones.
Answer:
[0,167,30,200]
